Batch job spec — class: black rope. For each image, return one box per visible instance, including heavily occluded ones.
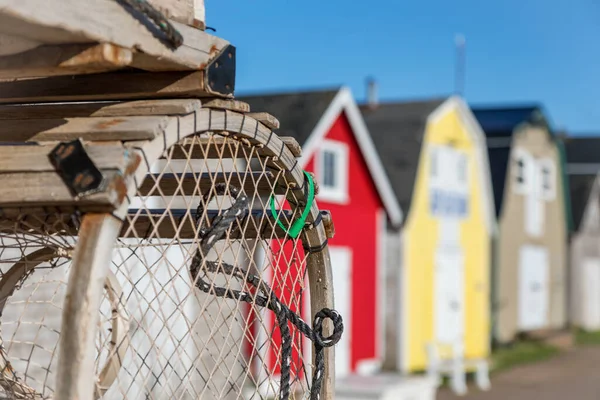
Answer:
[189,184,343,400]
[116,0,184,49]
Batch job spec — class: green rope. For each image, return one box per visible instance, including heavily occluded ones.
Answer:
[270,171,315,239]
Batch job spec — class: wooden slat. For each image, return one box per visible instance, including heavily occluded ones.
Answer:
[0,115,170,143]
[203,99,250,113]
[0,32,40,56]
[165,136,303,159]
[0,43,132,79]
[147,0,204,27]
[56,213,122,400]
[0,171,124,209]
[0,99,202,120]
[122,209,292,239]
[137,171,285,196]
[0,206,292,240]
[0,143,128,172]
[0,1,226,71]
[246,112,280,130]
[281,136,302,157]
[0,71,215,104]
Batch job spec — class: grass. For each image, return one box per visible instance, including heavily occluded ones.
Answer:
[490,341,560,373]
[575,329,600,346]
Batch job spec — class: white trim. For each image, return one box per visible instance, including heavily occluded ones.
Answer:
[315,139,350,204]
[299,87,403,226]
[453,97,499,237]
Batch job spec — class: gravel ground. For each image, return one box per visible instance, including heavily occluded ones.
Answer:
[437,346,600,400]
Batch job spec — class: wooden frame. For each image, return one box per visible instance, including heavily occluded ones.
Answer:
[0,101,336,399]
[0,1,221,81]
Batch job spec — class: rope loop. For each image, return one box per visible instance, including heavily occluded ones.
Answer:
[312,308,344,348]
[191,183,343,400]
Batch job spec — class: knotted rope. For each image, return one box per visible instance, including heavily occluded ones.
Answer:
[190,183,343,400]
[116,0,184,49]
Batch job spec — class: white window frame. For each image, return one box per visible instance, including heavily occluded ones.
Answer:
[455,151,469,191]
[430,146,439,181]
[316,139,349,204]
[538,158,556,201]
[512,148,532,195]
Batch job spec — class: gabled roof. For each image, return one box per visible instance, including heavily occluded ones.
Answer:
[472,105,549,216]
[361,97,497,234]
[238,88,403,226]
[359,99,445,214]
[568,174,597,232]
[471,105,546,137]
[238,89,339,147]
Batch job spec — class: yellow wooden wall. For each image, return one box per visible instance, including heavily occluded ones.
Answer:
[402,105,491,371]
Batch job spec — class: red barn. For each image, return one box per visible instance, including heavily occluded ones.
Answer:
[241,87,402,382]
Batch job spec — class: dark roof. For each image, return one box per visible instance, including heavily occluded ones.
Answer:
[470,106,544,137]
[569,174,597,232]
[472,105,548,216]
[360,99,445,213]
[237,89,340,146]
[563,137,600,232]
[563,136,600,164]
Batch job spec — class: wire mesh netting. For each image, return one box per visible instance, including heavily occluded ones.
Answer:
[0,133,323,399]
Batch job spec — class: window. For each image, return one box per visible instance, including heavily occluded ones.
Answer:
[316,140,349,203]
[512,148,531,195]
[516,158,525,184]
[538,159,555,200]
[322,150,337,188]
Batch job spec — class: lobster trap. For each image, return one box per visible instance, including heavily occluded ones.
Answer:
[0,99,340,400]
[0,1,341,398]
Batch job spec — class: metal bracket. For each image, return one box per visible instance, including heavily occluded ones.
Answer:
[49,139,106,198]
[206,45,236,96]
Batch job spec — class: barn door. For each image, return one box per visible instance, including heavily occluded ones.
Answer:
[329,246,352,379]
[583,258,600,330]
[518,245,549,330]
[434,247,464,344]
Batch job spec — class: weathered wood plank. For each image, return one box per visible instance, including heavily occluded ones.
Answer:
[0,99,202,120]
[0,143,129,172]
[0,116,170,142]
[147,0,201,27]
[246,112,280,130]
[193,0,205,28]
[281,136,302,157]
[0,71,217,104]
[0,43,132,79]
[204,99,250,113]
[0,32,40,56]
[0,0,224,71]
[165,136,303,159]
[56,213,122,400]
[0,171,123,208]
[122,209,292,239]
[138,171,285,196]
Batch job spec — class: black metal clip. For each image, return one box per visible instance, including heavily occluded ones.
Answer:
[206,45,236,96]
[49,139,106,198]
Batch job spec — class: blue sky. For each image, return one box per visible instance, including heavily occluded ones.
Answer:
[209,1,599,133]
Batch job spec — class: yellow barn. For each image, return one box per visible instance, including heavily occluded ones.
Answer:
[361,95,496,395]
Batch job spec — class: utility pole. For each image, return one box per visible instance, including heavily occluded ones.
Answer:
[455,34,466,97]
